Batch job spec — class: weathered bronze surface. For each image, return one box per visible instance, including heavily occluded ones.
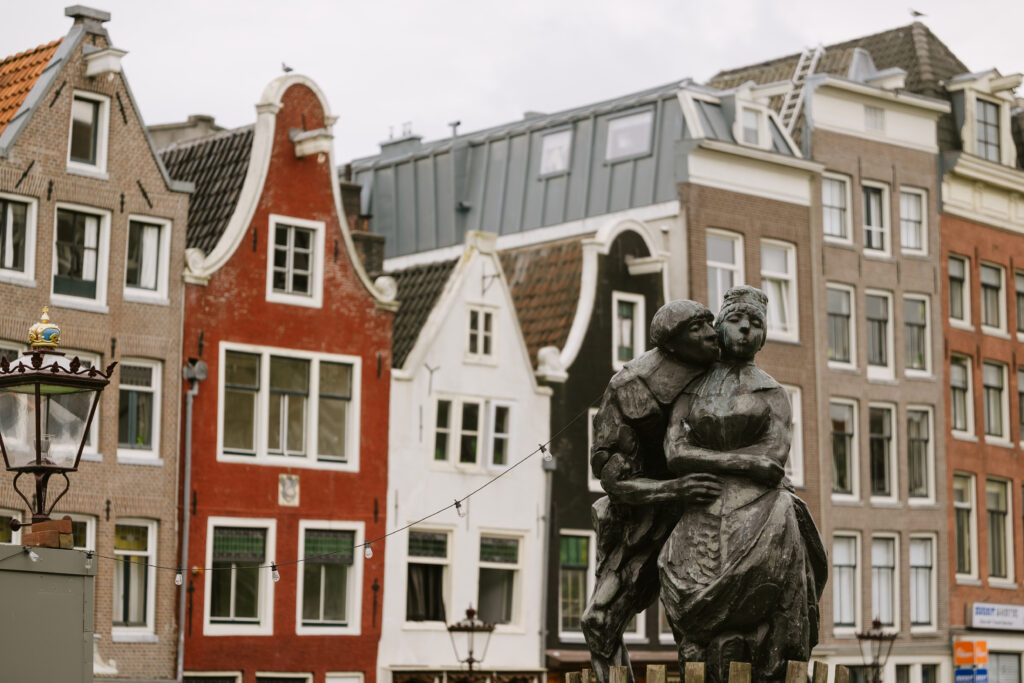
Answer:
[586,287,826,683]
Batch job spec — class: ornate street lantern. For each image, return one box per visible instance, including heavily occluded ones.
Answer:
[447,606,494,677]
[0,308,116,534]
[856,618,897,683]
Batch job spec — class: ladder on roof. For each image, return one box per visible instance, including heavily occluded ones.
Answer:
[779,44,824,134]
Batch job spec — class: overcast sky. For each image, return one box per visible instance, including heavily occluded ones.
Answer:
[5,1,1024,162]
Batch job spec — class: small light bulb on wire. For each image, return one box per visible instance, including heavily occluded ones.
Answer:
[271,562,280,583]
[364,544,373,559]
[85,551,94,570]
[540,444,552,462]
[175,570,183,586]
[27,549,39,563]
[454,499,466,518]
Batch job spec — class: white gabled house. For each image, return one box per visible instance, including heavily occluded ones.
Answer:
[378,231,551,683]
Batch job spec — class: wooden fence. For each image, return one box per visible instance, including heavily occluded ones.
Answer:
[566,661,855,683]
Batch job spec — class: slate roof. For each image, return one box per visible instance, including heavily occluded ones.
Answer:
[388,258,459,369]
[499,237,583,365]
[0,39,61,136]
[159,126,254,254]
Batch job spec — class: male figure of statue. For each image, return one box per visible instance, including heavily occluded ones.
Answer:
[583,300,721,683]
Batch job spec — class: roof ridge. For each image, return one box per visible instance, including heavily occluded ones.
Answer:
[0,38,63,68]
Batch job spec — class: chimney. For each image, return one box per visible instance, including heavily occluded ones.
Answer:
[65,5,110,34]
[340,180,385,275]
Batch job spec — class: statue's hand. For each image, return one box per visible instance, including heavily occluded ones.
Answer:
[666,473,721,505]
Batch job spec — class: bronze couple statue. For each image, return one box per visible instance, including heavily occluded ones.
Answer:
[585,286,827,683]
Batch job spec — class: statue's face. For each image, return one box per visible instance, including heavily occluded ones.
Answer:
[664,309,718,365]
[718,308,765,361]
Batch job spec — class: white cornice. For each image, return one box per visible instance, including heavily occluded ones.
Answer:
[814,76,950,113]
[695,140,824,173]
[947,153,1024,194]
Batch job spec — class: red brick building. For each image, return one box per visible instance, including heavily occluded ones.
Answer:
[161,74,396,683]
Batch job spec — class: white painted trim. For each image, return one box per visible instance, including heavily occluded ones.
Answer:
[475,528,527,630]
[826,282,857,370]
[705,228,744,315]
[902,293,932,378]
[486,399,515,469]
[948,253,972,328]
[255,673,312,682]
[868,532,900,629]
[295,519,364,636]
[402,525,454,627]
[897,187,928,256]
[865,289,895,381]
[203,516,277,636]
[906,405,936,506]
[822,172,853,245]
[829,398,859,502]
[979,261,1009,335]
[950,354,976,438]
[464,304,497,365]
[111,517,158,638]
[0,507,22,545]
[326,673,365,683]
[982,360,1011,442]
[908,532,938,632]
[953,471,979,582]
[814,75,951,113]
[183,673,241,683]
[760,238,798,342]
[985,476,1015,582]
[123,214,172,305]
[831,531,862,636]
[115,357,163,462]
[66,90,110,175]
[867,402,898,505]
[781,385,803,488]
[611,291,646,371]
[50,201,111,309]
[861,180,891,257]
[0,190,37,285]
[264,213,325,309]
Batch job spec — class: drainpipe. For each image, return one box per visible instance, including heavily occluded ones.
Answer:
[539,451,557,671]
[177,360,207,682]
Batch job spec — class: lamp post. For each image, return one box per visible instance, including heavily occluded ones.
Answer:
[856,619,897,683]
[447,606,495,682]
[0,308,116,545]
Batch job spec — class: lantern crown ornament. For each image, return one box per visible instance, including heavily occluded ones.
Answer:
[27,306,60,348]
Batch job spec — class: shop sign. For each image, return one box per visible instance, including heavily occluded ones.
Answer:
[969,602,1024,630]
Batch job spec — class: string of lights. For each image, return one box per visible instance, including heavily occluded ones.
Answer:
[21,393,601,581]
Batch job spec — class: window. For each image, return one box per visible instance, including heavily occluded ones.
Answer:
[868,405,894,499]
[977,98,1001,162]
[184,676,241,683]
[433,397,509,468]
[68,92,108,172]
[761,240,797,340]
[477,536,520,625]
[991,654,1022,683]
[865,292,893,378]
[559,533,591,634]
[983,362,1008,440]
[0,508,21,545]
[612,292,645,369]
[266,215,323,308]
[587,407,602,493]
[406,530,449,622]
[219,345,359,469]
[903,296,930,374]
[827,285,854,365]
[865,105,885,131]
[907,408,932,500]
[862,184,889,254]
[113,519,156,633]
[706,230,743,314]
[52,205,110,306]
[467,307,494,360]
[741,108,759,145]
[822,175,850,240]
[540,130,572,176]
[909,537,934,627]
[207,519,276,635]
[0,193,35,281]
[987,479,1011,579]
[68,513,96,550]
[297,523,361,635]
[833,535,858,629]
[434,399,451,461]
[831,401,856,497]
[783,385,803,487]
[898,189,926,254]
[118,360,161,460]
[870,537,896,626]
[459,402,480,464]
[489,403,511,467]
[1016,273,1024,335]
[950,355,973,434]
[953,474,976,577]
[124,217,171,303]
[949,255,970,324]
[605,110,653,162]
[981,264,1005,331]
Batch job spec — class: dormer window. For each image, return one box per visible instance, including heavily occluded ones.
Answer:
[741,108,759,145]
[540,130,572,176]
[976,99,1001,162]
[67,92,109,174]
[265,214,323,308]
[605,110,653,162]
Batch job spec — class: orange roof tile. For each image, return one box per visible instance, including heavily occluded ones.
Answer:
[0,38,62,136]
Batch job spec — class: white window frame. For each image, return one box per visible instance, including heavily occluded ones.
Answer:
[973,94,1004,163]
[255,674,312,683]
[869,533,899,629]
[487,400,514,469]
[950,354,976,439]
[117,358,163,464]
[909,533,938,633]
[539,129,572,176]
[822,172,853,244]
[265,214,324,309]
[706,228,744,314]
[203,516,277,636]
[605,109,654,163]
[832,532,861,636]
[183,673,242,683]
[557,528,596,643]
[732,104,771,150]
[906,405,936,506]
[983,361,1011,445]
[50,202,111,313]
[326,674,365,683]
[111,517,158,639]
[465,304,497,364]
[403,526,453,629]
[980,262,1008,336]
[217,342,362,472]
[0,507,22,545]
[67,512,96,551]
[123,214,172,305]
[295,519,363,636]
[867,402,898,504]
[830,398,859,502]
[953,472,979,582]
[898,187,928,256]
[66,90,110,176]
[431,395,486,468]
[948,254,973,329]
[0,190,37,287]
[760,239,798,342]
[623,607,648,644]
[826,283,857,370]
[902,294,932,378]
[587,407,602,493]
[861,181,891,257]
[986,477,1015,586]
[782,384,803,487]
[611,291,646,370]
[865,290,895,381]
[658,602,674,645]
[476,529,525,631]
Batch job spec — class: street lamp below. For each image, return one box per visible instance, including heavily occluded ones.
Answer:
[447,606,495,679]
[856,618,897,683]
[0,308,116,543]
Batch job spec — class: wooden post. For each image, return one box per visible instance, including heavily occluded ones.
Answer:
[645,665,666,683]
[785,661,808,683]
[683,662,705,683]
[609,666,629,683]
[727,662,751,683]
[582,669,593,683]
[566,673,581,683]
[834,664,851,683]
[811,661,828,683]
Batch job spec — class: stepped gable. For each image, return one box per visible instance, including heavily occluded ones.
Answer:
[0,39,62,135]
[388,258,459,369]
[159,126,254,254]
[499,237,583,365]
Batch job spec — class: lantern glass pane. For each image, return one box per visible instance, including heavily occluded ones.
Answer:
[0,387,98,469]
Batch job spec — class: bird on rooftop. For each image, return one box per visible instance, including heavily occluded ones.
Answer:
[910,8,926,17]
[282,62,293,73]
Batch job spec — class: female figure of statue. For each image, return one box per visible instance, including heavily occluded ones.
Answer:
[659,286,827,682]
